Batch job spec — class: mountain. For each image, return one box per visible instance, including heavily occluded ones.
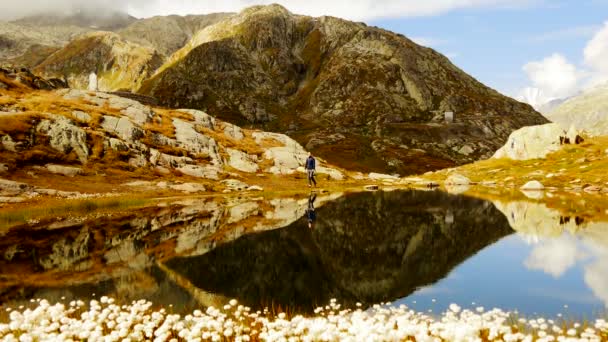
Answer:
[139,4,548,175]
[1,12,229,68]
[33,31,163,91]
[0,21,89,61]
[117,13,231,58]
[545,82,608,136]
[11,10,137,31]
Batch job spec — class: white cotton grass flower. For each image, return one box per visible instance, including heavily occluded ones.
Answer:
[0,296,605,341]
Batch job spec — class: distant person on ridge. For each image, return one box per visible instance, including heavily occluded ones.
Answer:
[305,152,317,188]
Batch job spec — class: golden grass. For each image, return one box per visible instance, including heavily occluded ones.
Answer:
[0,196,150,229]
[0,112,42,135]
[425,136,608,189]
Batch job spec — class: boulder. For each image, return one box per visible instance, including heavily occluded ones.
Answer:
[253,131,308,174]
[71,110,91,123]
[173,118,222,164]
[178,109,216,130]
[445,173,471,186]
[104,138,130,152]
[457,145,474,156]
[317,167,345,180]
[168,183,207,193]
[493,123,577,160]
[1,135,17,152]
[45,164,82,177]
[100,115,144,143]
[0,179,32,194]
[0,163,7,173]
[36,116,89,163]
[227,148,259,173]
[369,172,398,180]
[177,165,220,179]
[149,149,194,168]
[223,123,244,140]
[520,180,544,190]
[128,154,148,168]
[247,185,264,191]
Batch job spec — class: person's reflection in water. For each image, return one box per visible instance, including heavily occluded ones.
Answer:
[306,192,317,229]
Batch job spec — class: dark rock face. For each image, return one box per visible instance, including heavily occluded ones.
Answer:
[139,5,548,175]
[166,190,513,313]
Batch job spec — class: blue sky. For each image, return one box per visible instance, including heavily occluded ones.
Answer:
[370,1,608,98]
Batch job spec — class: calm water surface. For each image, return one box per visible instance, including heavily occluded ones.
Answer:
[1,190,606,318]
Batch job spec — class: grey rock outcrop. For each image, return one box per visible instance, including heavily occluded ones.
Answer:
[493,123,580,160]
[36,115,89,163]
[227,148,259,173]
[45,164,82,177]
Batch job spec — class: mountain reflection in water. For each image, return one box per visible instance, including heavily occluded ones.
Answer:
[1,190,607,317]
[166,190,512,313]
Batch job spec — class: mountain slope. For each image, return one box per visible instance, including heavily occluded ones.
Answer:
[117,13,231,58]
[0,21,89,60]
[33,31,163,91]
[545,82,608,136]
[139,4,547,175]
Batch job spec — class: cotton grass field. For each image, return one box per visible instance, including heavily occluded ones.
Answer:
[1,297,607,342]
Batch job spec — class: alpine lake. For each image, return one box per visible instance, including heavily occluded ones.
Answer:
[1,188,607,321]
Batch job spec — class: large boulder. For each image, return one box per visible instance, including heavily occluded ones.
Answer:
[253,132,308,174]
[492,123,578,160]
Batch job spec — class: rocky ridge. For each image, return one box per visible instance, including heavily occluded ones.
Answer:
[545,82,608,137]
[0,80,346,202]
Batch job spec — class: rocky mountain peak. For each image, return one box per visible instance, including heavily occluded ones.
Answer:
[139,4,547,175]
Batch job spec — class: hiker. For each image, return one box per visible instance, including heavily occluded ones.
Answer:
[306,192,317,229]
[304,152,317,187]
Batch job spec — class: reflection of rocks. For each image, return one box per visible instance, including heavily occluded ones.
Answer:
[166,190,512,313]
[494,198,608,307]
[491,200,604,239]
[0,194,338,305]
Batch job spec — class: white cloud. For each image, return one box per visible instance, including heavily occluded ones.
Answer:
[584,21,608,86]
[519,21,608,107]
[524,235,585,278]
[522,53,581,100]
[0,0,542,21]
